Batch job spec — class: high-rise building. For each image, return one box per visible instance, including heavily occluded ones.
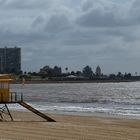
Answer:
[0,47,21,73]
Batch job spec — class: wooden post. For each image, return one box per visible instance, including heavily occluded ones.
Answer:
[15,92,17,102]
[21,92,23,102]
[11,92,13,102]
[5,104,13,121]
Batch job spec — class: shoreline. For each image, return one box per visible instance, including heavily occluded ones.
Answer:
[0,111,140,140]
[43,110,140,120]
[8,108,140,120]
[11,79,138,84]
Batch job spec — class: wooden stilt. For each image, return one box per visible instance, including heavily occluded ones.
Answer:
[19,102,56,122]
[0,104,13,121]
[5,104,13,121]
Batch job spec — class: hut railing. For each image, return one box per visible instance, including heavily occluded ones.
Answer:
[10,92,23,103]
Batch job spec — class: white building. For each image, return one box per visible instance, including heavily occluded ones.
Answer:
[96,65,101,76]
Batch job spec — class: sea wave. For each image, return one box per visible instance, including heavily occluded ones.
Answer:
[6,102,140,117]
[9,82,140,118]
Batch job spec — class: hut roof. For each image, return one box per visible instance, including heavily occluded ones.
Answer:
[0,74,12,81]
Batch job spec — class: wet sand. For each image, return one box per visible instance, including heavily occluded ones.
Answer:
[0,111,140,140]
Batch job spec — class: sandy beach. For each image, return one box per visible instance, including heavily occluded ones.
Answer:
[0,111,139,140]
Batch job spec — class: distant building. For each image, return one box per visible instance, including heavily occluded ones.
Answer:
[40,65,62,76]
[96,65,101,76]
[0,47,21,73]
[40,65,51,75]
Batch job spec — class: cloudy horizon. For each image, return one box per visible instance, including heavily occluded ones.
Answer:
[0,0,140,74]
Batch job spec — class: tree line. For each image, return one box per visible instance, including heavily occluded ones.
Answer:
[17,65,140,81]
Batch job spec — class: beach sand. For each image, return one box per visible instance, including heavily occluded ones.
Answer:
[0,111,140,140]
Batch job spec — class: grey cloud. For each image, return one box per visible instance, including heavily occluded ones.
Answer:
[61,27,135,46]
[45,14,71,33]
[96,46,128,56]
[62,29,108,46]
[132,0,140,8]
[77,0,140,28]
[0,0,6,5]
[77,9,132,28]
[130,0,140,19]
[1,0,52,9]
[0,0,140,73]
[100,29,139,42]
[82,0,93,12]
[32,16,44,27]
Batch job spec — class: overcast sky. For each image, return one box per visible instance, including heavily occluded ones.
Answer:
[0,0,140,74]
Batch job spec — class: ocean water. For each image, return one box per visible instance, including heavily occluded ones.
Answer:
[5,82,140,118]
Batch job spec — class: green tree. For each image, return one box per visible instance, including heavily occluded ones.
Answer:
[117,72,123,77]
[65,67,68,73]
[71,71,75,75]
[82,65,93,77]
[76,71,82,76]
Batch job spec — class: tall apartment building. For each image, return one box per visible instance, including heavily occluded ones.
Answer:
[0,47,21,73]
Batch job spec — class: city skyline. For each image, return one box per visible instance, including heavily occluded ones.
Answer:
[0,0,140,74]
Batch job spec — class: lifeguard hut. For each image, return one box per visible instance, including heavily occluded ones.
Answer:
[0,74,12,103]
[0,74,55,122]
[0,74,13,121]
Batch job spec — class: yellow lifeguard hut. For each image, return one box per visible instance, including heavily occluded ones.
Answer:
[0,74,55,122]
[0,74,12,103]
